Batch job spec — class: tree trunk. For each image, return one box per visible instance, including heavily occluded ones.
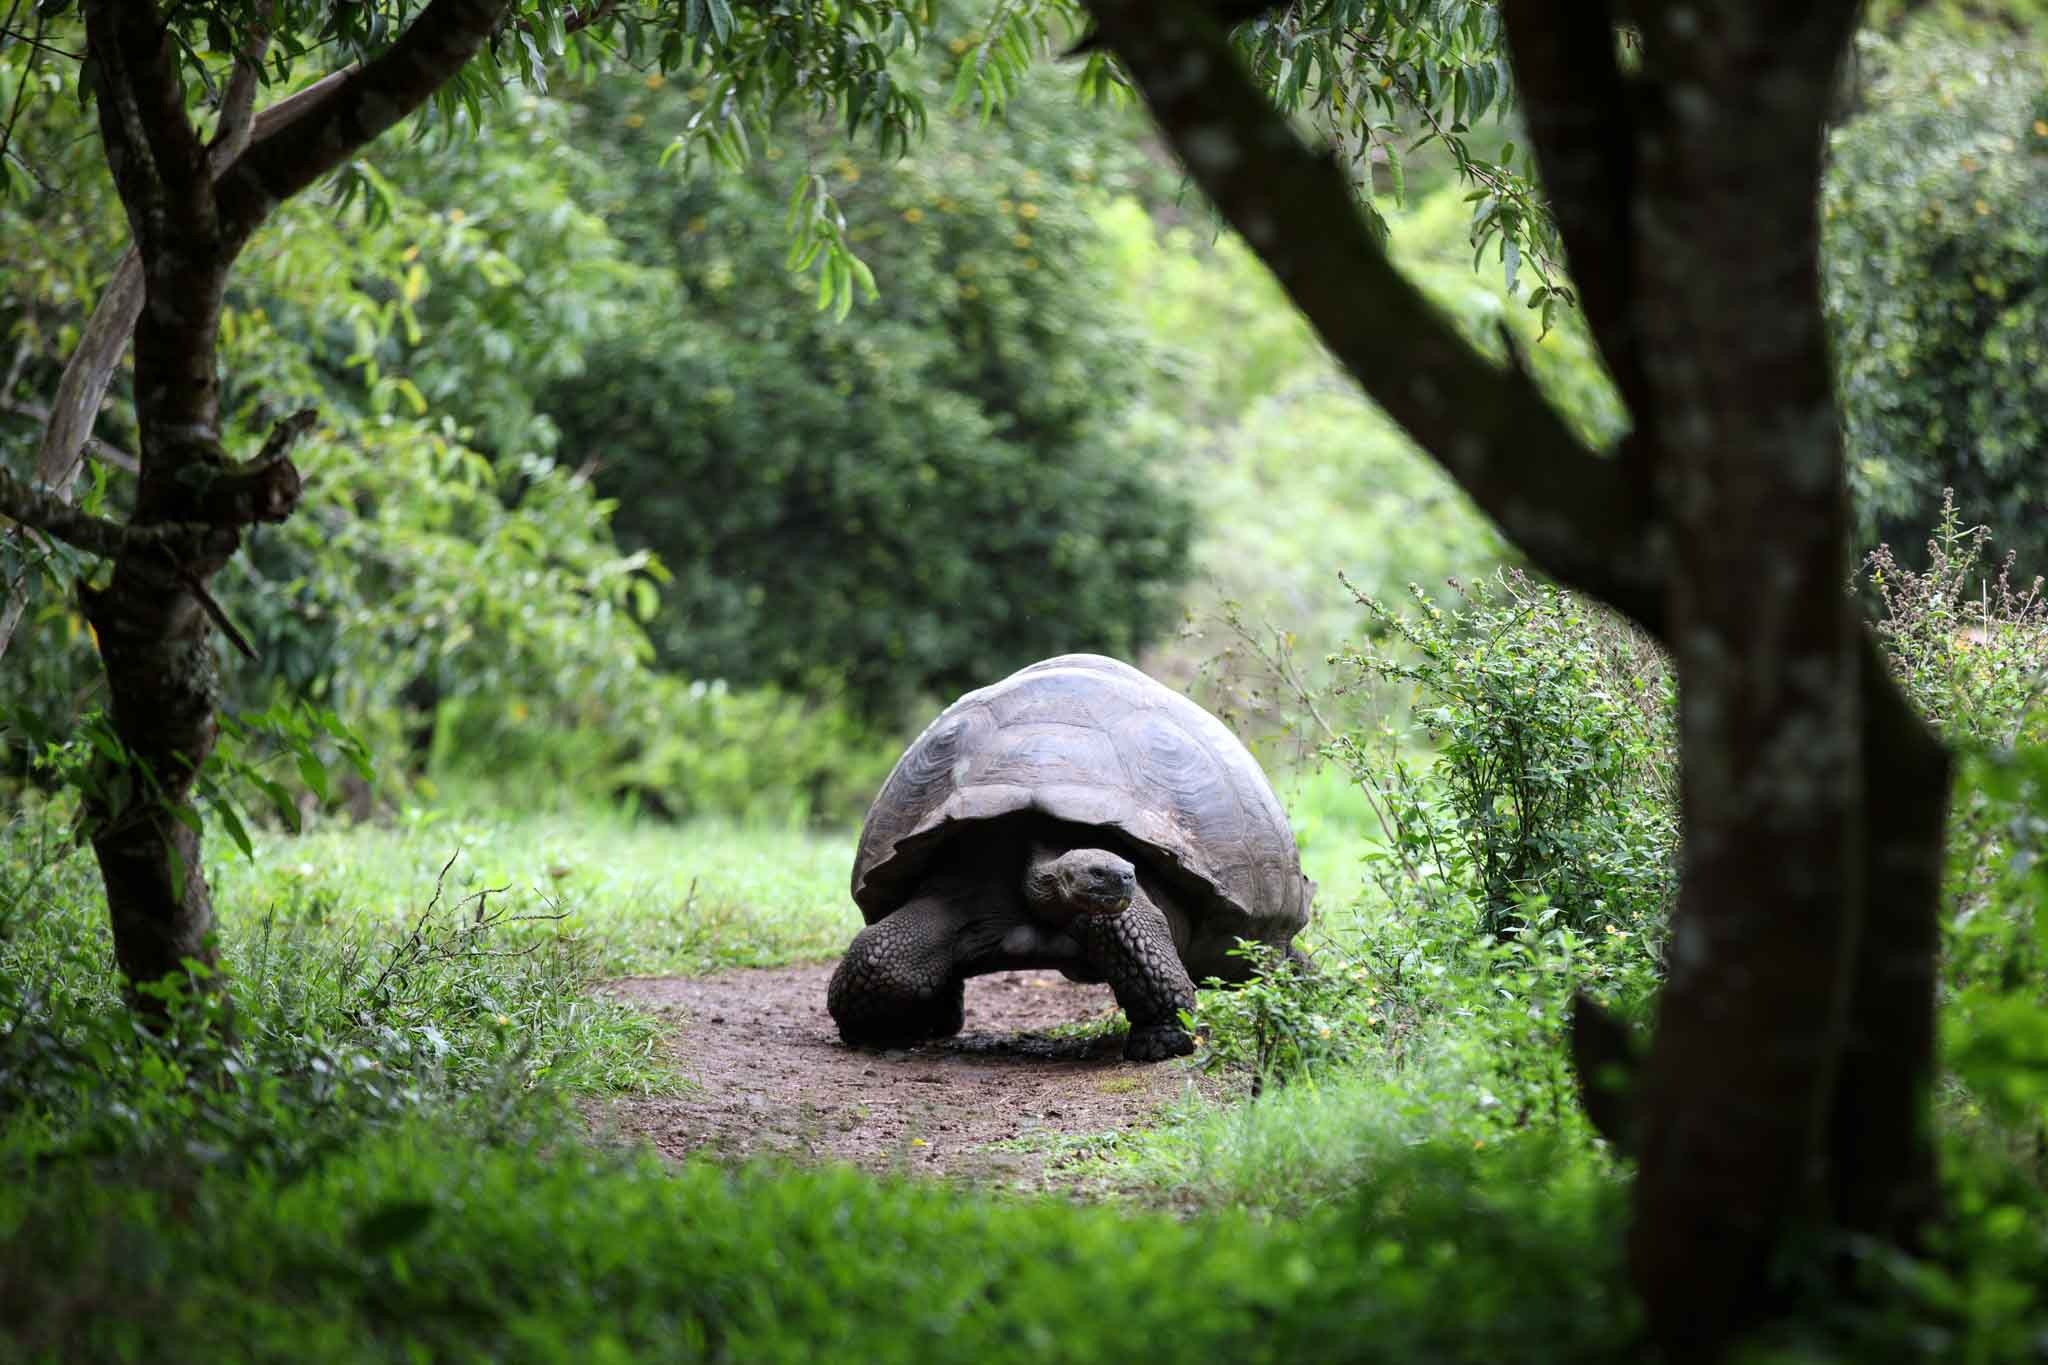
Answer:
[1830,646,1950,1242]
[1082,0,1942,1355]
[1623,11,1892,1352]
[63,0,513,1016]
[85,557,228,1000]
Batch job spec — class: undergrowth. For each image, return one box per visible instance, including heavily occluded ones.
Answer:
[2,508,2045,1361]
[0,1109,1643,1364]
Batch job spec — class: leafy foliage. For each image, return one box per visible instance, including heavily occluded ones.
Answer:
[1190,941,1385,1089]
[533,66,1193,715]
[1239,1,1572,328]
[1187,572,1672,1119]
[0,77,666,781]
[1336,571,1677,943]
[1858,501,2048,1172]
[426,671,899,826]
[1825,25,2048,576]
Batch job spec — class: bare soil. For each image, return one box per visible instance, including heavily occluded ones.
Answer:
[591,963,1220,1191]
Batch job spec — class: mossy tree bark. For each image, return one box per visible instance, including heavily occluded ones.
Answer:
[1084,0,1949,1355]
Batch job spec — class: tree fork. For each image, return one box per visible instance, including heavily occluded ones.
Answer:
[72,0,515,1015]
[1087,0,1943,1357]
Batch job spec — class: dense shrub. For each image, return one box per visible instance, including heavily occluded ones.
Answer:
[1338,572,1678,944]
[1825,25,2048,577]
[1190,574,1673,1107]
[533,70,1193,717]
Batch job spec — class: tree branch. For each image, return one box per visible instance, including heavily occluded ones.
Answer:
[0,397,139,474]
[216,0,518,250]
[81,1,215,259]
[561,1,623,35]
[190,408,314,526]
[0,464,215,562]
[1499,3,1651,427]
[0,59,350,664]
[1083,0,1667,632]
[210,38,269,167]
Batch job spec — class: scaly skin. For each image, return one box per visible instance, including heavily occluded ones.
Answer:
[1067,888,1197,1061]
[827,894,968,1046]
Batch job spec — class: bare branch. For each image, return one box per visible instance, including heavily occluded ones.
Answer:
[226,66,358,157]
[0,23,81,62]
[0,397,139,474]
[172,564,258,661]
[209,38,270,168]
[216,0,518,250]
[1083,0,1666,630]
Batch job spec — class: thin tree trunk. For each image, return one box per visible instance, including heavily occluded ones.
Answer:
[0,64,347,664]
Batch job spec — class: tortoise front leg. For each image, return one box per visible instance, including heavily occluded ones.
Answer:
[1069,888,1197,1062]
[828,894,967,1047]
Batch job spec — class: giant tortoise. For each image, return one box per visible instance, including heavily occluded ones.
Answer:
[827,653,1313,1061]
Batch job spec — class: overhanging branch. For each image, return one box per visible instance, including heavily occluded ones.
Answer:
[1499,2,1650,426]
[1082,0,1667,632]
[216,0,518,250]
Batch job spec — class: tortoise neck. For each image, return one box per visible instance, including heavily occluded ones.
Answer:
[1022,841,1067,915]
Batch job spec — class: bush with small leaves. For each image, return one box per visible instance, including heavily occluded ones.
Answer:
[1336,570,1679,943]
[1190,942,1388,1092]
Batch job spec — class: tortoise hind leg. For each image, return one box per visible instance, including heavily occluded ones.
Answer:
[1069,889,1197,1062]
[828,894,967,1046]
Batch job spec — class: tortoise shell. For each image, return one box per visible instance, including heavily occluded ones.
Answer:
[851,654,1311,949]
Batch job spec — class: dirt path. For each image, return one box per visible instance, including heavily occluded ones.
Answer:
[592,963,1219,1191]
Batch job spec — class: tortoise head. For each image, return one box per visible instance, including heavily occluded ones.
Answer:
[1025,846,1137,916]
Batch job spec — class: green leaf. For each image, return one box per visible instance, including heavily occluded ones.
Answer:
[630,577,660,622]
[213,799,256,861]
[298,752,332,804]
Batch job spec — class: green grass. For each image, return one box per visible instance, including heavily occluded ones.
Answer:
[206,767,1395,978]
[1065,1027,1602,1218]
[2,789,1656,1361]
[209,803,861,978]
